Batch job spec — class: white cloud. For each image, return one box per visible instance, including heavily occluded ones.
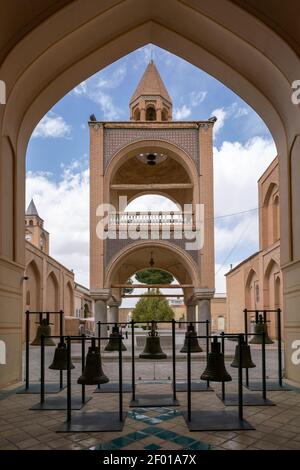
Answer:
[214,136,276,217]
[73,81,87,95]
[97,64,127,89]
[32,112,72,139]
[211,102,250,135]
[215,264,231,293]
[211,107,227,134]
[91,91,121,120]
[213,136,276,291]
[174,105,191,120]
[72,65,127,120]
[189,90,207,107]
[126,195,180,212]
[215,214,258,254]
[26,160,89,287]
[234,106,249,118]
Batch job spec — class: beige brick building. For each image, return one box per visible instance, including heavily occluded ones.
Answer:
[89,61,215,335]
[226,156,281,339]
[23,200,93,341]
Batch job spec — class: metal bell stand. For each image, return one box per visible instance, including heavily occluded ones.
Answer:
[130,319,179,407]
[216,331,275,406]
[175,320,213,392]
[184,334,255,431]
[17,310,65,394]
[57,335,126,432]
[243,308,291,391]
[30,334,92,410]
[93,321,132,393]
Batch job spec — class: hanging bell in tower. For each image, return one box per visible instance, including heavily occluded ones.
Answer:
[231,337,256,368]
[31,319,56,346]
[104,324,127,352]
[139,324,167,359]
[200,337,232,382]
[49,339,75,370]
[249,314,274,344]
[77,341,109,385]
[180,323,202,353]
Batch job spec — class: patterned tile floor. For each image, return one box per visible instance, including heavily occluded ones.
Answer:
[93,408,211,450]
[1,380,300,450]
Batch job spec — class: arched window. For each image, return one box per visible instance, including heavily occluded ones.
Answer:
[40,232,46,251]
[273,194,280,242]
[29,220,33,226]
[146,106,156,121]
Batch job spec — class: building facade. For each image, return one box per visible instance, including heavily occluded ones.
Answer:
[89,61,215,336]
[119,295,227,332]
[23,200,93,341]
[226,157,282,338]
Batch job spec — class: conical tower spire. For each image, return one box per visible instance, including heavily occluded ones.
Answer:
[26,198,39,216]
[130,60,172,121]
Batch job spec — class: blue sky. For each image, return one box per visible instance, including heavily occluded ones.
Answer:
[26,44,276,296]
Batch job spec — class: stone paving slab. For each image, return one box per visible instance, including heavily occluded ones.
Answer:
[0,379,300,450]
[0,341,297,451]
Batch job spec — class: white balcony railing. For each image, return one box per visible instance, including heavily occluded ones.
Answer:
[108,211,194,226]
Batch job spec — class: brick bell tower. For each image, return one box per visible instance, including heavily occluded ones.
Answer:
[89,60,215,338]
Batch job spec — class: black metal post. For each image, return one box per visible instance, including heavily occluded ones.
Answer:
[262,331,266,400]
[59,311,64,389]
[244,308,249,387]
[238,334,243,421]
[98,321,101,350]
[119,336,123,422]
[46,312,50,325]
[277,308,283,387]
[25,310,30,389]
[221,332,225,401]
[66,336,71,422]
[39,312,43,325]
[206,320,210,388]
[187,333,191,422]
[263,310,267,325]
[81,334,85,404]
[59,310,64,335]
[255,310,259,323]
[172,319,176,401]
[131,320,135,402]
[41,334,45,404]
[97,321,101,390]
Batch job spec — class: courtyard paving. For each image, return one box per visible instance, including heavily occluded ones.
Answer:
[0,337,299,451]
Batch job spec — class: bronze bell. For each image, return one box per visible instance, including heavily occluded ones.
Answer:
[49,340,75,370]
[231,337,256,368]
[31,319,56,346]
[77,341,109,385]
[180,323,202,353]
[104,324,127,352]
[139,327,167,360]
[249,314,274,344]
[201,337,232,382]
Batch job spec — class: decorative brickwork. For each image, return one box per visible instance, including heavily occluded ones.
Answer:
[104,128,199,169]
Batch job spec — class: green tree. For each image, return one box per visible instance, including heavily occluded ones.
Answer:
[135,269,174,285]
[132,289,174,323]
